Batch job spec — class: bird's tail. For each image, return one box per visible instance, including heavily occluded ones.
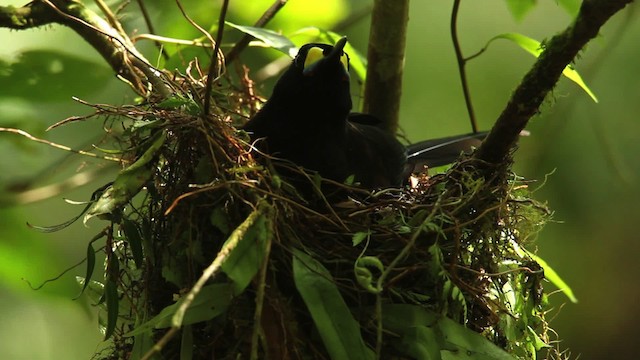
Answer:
[405,131,488,173]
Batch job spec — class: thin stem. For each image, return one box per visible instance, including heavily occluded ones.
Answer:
[225,0,288,64]
[136,0,168,59]
[204,0,230,116]
[451,0,478,133]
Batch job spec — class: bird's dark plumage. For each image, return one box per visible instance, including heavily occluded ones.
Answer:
[243,37,486,188]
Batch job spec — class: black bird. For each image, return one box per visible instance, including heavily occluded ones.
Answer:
[243,37,486,188]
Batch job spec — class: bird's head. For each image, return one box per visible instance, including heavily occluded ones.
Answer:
[270,37,352,123]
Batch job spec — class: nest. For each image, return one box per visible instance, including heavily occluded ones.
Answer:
[72,69,558,360]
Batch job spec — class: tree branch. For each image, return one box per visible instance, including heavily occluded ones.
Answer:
[0,0,170,97]
[475,0,634,165]
[362,0,410,134]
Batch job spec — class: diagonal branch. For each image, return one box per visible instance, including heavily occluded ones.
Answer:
[475,0,634,165]
[0,0,169,97]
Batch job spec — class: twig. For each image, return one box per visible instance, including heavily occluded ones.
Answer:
[450,0,478,133]
[204,0,230,116]
[0,127,122,162]
[251,222,273,360]
[362,0,410,134]
[136,0,168,59]
[225,0,288,64]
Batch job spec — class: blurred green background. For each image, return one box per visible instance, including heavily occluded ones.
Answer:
[1,1,638,359]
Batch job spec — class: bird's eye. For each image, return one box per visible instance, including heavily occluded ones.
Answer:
[303,46,350,72]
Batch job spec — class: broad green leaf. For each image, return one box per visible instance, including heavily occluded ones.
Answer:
[438,315,516,360]
[527,326,551,350]
[526,251,578,303]
[397,326,442,360]
[125,283,233,336]
[382,303,438,330]
[488,33,598,102]
[180,325,194,360]
[382,304,516,360]
[130,330,154,360]
[226,22,297,57]
[293,249,374,360]
[505,0,537,22]
[221,213,270,295]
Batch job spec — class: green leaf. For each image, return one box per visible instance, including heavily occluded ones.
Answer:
[382,304,516,360]
[352,231,370,246]
[104,278,119,340]
[526,251,578,303]
[488,33,598,102]
[293,249,374,360]
[77,241,96,298]
[394,326,442,360]
[130,329,154,360]
[125,283,233,336]
[226,22,297,57]
[210,207,231,235]
[84,131,165,224]
[122,219,144,268]
[438,315,516,359]
[75,277,104,306]
[557,0,581,16]
[354,256,383,293]
[27,200,95,233]
[220,213,270,295]
[156,95,201,115]
[180,325,194,360]
[504,0,537,22]
[527,326,551,350]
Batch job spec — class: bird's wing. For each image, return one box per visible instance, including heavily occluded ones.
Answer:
[347,113,384,127]
[406,132,488,172]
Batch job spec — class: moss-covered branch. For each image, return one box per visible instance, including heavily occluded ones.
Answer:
[476,0,634,165]
[0,0,169,97]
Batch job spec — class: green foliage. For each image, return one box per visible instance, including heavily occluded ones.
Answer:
[0,50,112,102]
[480,32,598,102]
[293,249,375,360]
[220,211,269,295]
[504,0,581,20]
[383,304,516,360]
[0,1,590,359]
[126,283,233,335]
